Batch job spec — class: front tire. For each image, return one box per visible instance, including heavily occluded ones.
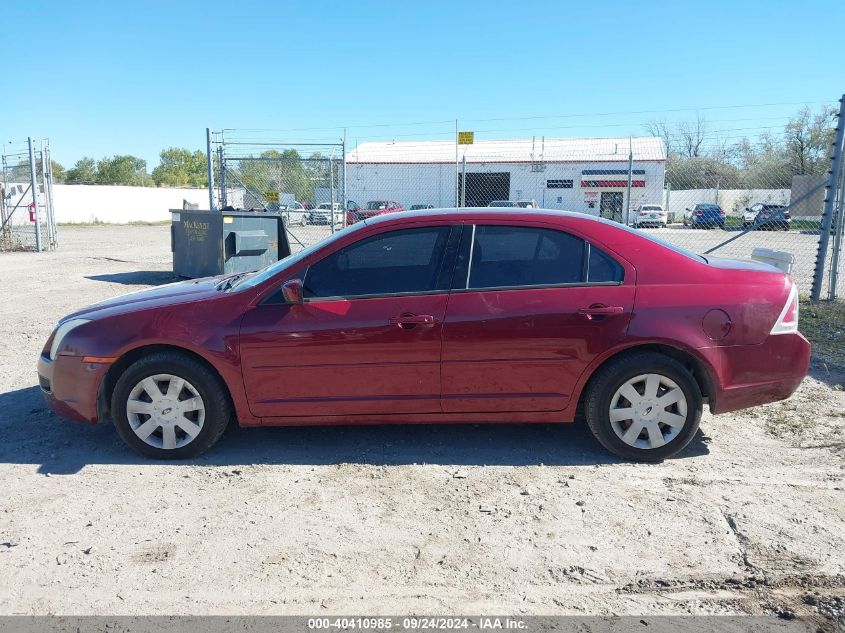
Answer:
[584,352,702,462]
[111,352,232,459]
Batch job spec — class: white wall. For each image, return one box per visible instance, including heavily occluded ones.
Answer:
[47,185,207,224]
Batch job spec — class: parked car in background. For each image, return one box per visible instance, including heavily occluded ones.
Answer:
[39,208,809,463]
[684,203,726,229]
[309,202,343,225]
[632,204,668,228]
[743,204,791,230]
[280,201,308,226]
[346,200,405,225]
[410,204,435,211]
[488,200,537,208]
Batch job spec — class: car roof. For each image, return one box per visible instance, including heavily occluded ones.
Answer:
[360,207,616,227]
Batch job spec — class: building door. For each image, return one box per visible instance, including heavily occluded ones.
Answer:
[460,172,510,207]
[600,192,624,222]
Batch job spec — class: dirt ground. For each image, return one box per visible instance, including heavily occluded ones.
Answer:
[1,225,844,624]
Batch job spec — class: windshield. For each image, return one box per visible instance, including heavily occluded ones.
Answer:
[642,205,662,211]
[366,201,388,210]
[234,222,364,290]
[697,204,721,212]
[318,203,331,210]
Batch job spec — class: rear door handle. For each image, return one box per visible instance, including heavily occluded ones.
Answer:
[389,314,437,329]
[578,306,624,320]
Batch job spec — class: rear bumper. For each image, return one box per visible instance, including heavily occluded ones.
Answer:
[37,354,108,424]
[710,332,811,414]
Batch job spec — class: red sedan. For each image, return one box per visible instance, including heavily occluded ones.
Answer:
[347,200,405,225]
[38,209,810,461]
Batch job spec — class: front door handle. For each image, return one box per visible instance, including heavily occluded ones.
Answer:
[389,314,437,329]
[578,305,624,320]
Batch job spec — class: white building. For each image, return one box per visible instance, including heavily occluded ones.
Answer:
[345,137,666,218]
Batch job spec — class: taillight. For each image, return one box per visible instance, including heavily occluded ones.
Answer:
[695,210,703,216]
[770,284,799,335]
[719,210,726,216]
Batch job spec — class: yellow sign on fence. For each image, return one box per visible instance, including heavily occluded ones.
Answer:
[458,131,474,145]
[265,191,280,203]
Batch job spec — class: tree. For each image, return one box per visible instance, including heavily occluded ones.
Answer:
[5,158,66,183]
[151,147,208,188]
[66,157,98,184]
[95,155,149,186]
[784,106,836,176]
[234,149,314,205]
[50,161,66,183]
[677,113,707,158]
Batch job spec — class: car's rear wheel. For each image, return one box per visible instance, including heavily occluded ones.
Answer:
[584,352,702,462]
[111,352,232,459]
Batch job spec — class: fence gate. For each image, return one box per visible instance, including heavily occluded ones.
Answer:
[0,137,58,252]
[209,130,345,250]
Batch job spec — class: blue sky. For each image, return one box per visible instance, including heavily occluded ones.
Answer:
[1,0,841,169]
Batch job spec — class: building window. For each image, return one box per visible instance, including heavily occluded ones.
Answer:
[546,179,573,189]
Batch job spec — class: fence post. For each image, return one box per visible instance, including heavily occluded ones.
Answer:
[811,95,845,302]
[40,140,53,249]
[460,155,467,207]
[342,130,348,229]
[624,137,633,225]
[206,128,216,212]
[330,152,336,234]
[455,120,460,208]
[827,152,845,300]
[28,137,41,252]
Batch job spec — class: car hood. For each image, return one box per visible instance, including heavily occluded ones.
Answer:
[64,276,224,321]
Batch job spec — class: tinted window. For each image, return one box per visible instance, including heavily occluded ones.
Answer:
[588,245,623,282]
[468,226,585,289]
[303,227,451,298]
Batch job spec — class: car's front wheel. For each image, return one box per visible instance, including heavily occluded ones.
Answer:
[111,351,232,459]
[584,352,702,462]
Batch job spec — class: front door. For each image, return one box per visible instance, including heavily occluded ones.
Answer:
[441,223,635,413]
[600,191,624,222]
[240,225,458,418]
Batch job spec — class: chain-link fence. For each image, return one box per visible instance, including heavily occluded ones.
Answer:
[209,94,845,300]
[210,131,345,251]
[1,138,58,252]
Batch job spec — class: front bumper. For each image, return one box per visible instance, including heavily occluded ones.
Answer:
[710,332,811,414]
[37,354,109,424]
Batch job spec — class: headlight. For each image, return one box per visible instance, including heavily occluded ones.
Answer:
[49,318,92,360]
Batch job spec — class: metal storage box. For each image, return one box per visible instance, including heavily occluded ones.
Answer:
[171,209,291,278]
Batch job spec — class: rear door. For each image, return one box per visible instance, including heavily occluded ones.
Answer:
[440,222,635,413]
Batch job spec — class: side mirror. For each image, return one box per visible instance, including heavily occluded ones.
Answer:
[281,279,304,305]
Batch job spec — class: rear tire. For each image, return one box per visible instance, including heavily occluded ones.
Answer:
[111,351,232,459]
[584,352,702,462]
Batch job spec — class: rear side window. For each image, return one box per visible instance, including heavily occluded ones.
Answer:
[587,245,623,282]
[457,225,624,290]
[303,226,451,298]
[467,226,586,289]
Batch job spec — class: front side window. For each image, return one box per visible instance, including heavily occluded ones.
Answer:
[303,226,451,299]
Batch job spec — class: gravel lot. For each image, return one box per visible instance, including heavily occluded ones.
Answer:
[1,224,844,623]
